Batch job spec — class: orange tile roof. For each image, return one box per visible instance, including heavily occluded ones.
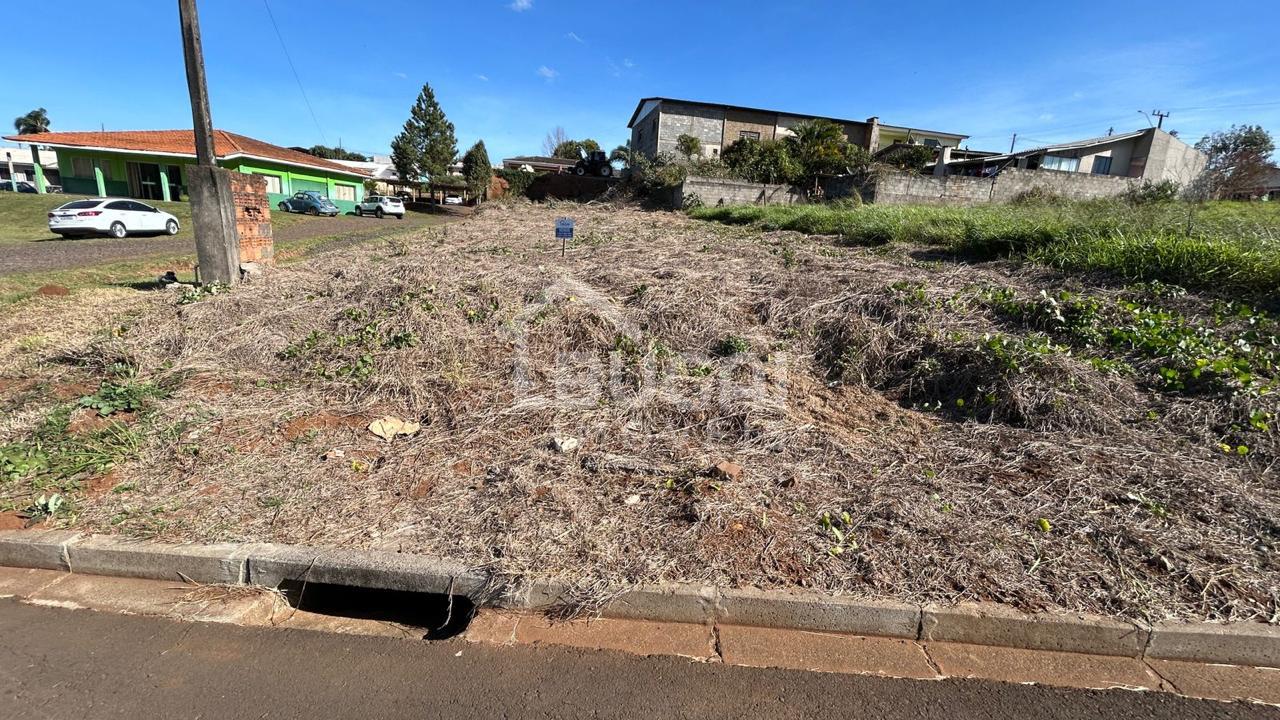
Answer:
[2,129,370,177]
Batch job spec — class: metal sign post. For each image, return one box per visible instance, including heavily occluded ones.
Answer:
[555,217,574,257]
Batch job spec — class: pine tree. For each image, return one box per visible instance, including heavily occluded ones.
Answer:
[462,140,493,200]
[390,84,458,187]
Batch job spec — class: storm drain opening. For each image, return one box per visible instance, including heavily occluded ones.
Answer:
[277,580,476,640]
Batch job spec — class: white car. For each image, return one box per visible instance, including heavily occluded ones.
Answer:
[443,194,463,205]
[48,198,180,239]
[355,195,405,219]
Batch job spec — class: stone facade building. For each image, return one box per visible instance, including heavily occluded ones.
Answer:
[626,97,968,160]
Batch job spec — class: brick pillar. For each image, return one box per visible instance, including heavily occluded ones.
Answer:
[229,172,274,266]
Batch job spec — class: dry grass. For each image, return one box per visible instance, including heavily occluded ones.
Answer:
[2,201,1277,624]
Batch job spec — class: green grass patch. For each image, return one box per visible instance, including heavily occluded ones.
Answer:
[691,200,1280,298]
[0,191,305,244]
[0,373,167,517]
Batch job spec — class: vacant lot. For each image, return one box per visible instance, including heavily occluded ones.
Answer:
[0,201,1275,623]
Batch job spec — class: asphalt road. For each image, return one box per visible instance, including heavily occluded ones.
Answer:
[1,600,1274,720]
[0,211,446,277]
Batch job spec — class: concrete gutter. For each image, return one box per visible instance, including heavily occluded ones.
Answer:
[2,529,1275,669]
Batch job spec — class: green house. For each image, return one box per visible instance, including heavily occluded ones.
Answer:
[2,129,370,213]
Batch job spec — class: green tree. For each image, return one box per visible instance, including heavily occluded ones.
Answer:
[722,138,798,184]
[1193,125,1277,199]
[552,138,600,159]
[877,143,935,173]
[462,140,493,200]
[13,107,50,134]
[610,144,636,169]
[675,134,702,160]
[783,120,869,189]
[302,144,369,161]
[391,83,458,185]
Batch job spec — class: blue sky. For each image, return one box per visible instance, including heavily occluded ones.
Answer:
[2,0,1278,163]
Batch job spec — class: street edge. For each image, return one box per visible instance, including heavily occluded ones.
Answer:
[1,529,1275,668]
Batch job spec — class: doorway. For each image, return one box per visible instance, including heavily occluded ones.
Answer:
[126,162,165,201]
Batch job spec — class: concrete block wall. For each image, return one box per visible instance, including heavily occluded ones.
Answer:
[864,168,1137,206]
[230,171,274,265]
[677,176,804,207]
[658,103,727,157]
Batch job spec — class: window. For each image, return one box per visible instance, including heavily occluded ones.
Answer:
[332,184,355,202]
[923,139,941,148]
[1041,155,1081,172]
[1091,156,1112,175]
[106,201,132,210]
[257,174,282,194]
[72,157,93,178]
[739,130,761,141]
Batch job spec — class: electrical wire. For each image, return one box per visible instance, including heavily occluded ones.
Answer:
[262,0,327,145]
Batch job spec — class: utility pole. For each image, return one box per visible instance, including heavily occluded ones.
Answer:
[1151,110,1170,129]
[1009,133,1017,153]
[178,0,240,285]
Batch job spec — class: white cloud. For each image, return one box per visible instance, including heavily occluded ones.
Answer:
[537,65,558,81]
[394,71,408,79]
[476,74,490,82]
[622,58,634,68]
[1038,112,1055,122]
[566,32,584,43]
[509,0,532,11]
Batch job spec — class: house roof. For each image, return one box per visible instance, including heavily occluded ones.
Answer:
[1,130,370,178]
[502,155,577,166]
[331,159,399,181]
[947,128,1153,166]
[625,97,968,141]
[0,144,58,169]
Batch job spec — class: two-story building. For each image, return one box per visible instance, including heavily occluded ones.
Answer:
[626,97,968,160]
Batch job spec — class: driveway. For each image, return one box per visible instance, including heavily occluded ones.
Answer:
[0,211,448,277]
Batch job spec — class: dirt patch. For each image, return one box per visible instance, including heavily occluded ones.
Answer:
[85,470,122,498]
[66,408,136,435]
[51,381,99,401]
[280,412,373,442]
[0,512,29,530]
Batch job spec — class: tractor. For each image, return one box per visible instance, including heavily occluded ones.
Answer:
[573,150,613,177]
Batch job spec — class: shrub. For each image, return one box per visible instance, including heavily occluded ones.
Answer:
[877,144,936,173]
[496,168,537,198]
[1120,179,1180,205]
[1010,186,1062,205]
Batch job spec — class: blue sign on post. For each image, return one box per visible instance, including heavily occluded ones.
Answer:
[556,217,574,256]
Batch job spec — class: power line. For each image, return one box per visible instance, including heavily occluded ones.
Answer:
[262,0,327,145]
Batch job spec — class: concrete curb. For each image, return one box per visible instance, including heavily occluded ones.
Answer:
[1,530,1275,668]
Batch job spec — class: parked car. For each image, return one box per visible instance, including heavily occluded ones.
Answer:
[277,190,339,216]
[355,195,404,219]
[443,193,463,205]
[1,180,38,193]
[394,190,415,202]
[47,198,180,238]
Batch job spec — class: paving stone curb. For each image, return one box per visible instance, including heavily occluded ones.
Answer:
[0,530,1274,668]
